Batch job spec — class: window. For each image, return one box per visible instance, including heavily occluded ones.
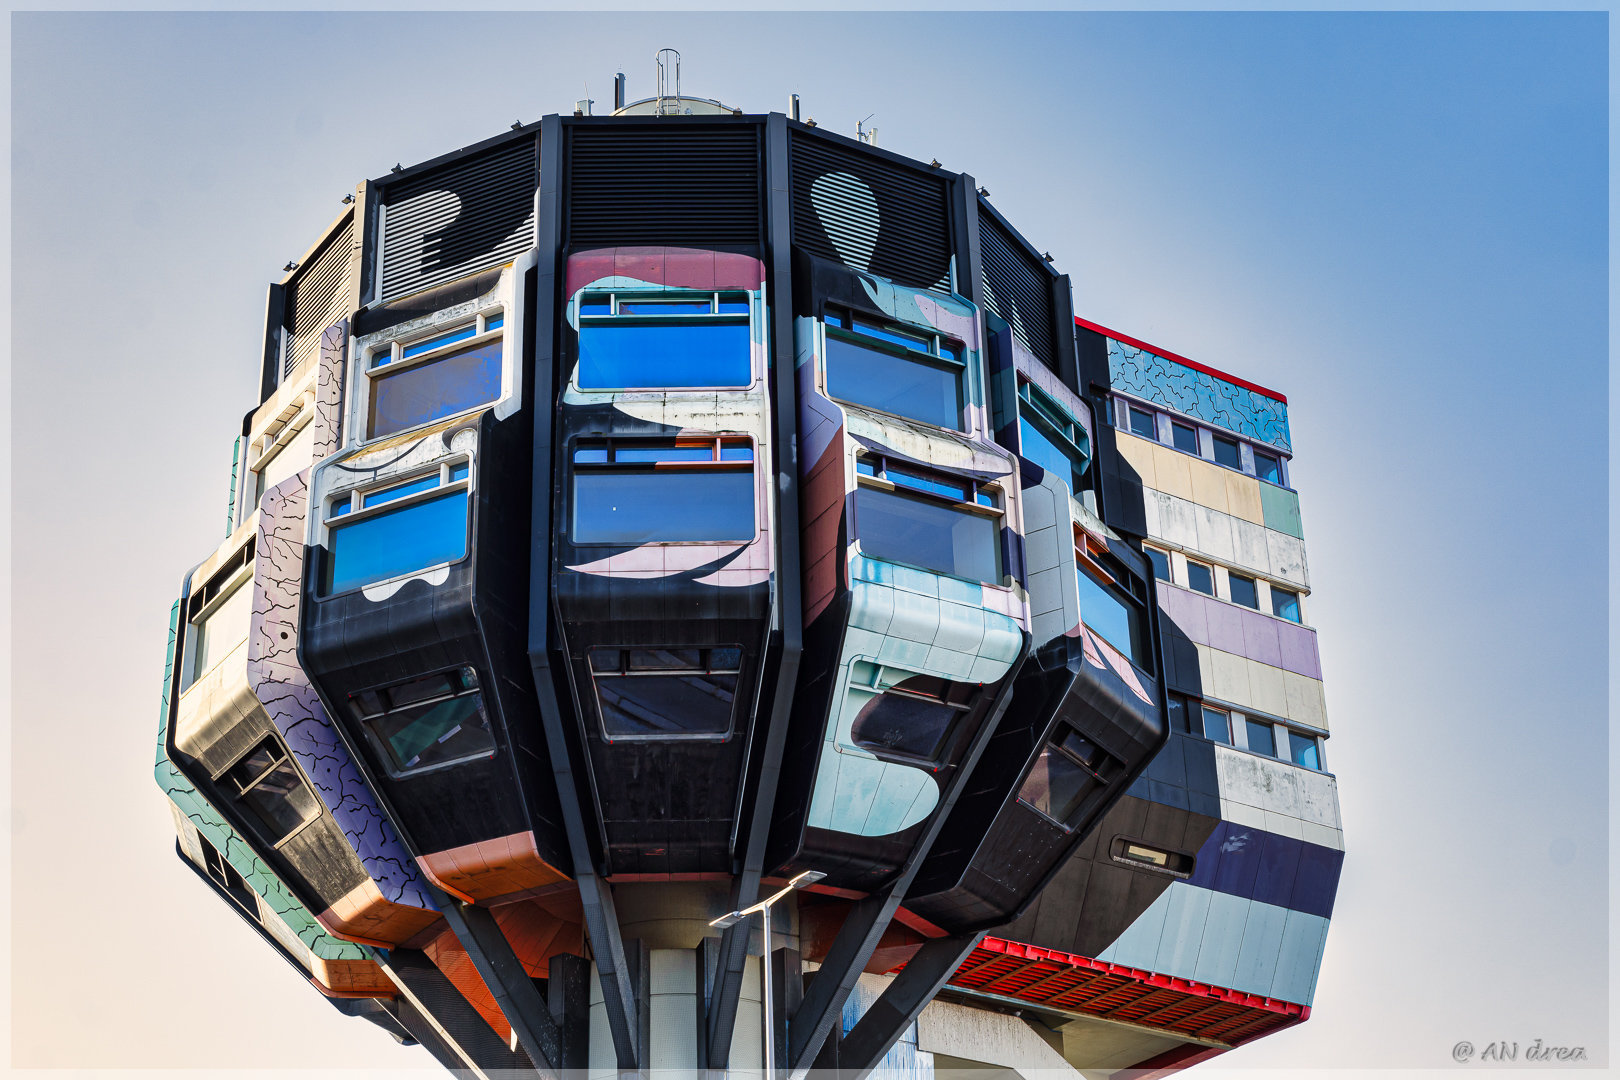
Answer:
[198,835,257,914]
[350,667,496,776]
[186,571,254,691]
[854,457,1003,584]
[323,461,471,595]
[1212,433,1242,470]
[1272,587,1302,623]
[1017,382,1089,492]
[1018,726,1118,829]
[222,736,319,844]
[1185,559,1215,596]
[1075,535,1151,668]
[1289,731,1322,771]
[1109,837,1196,876]
[575,291,751,389]
[1245,718,1277,757]
[1228,572,1259,609]
[1127,406,1156,439]
[1200,705,1231,744]
[1170,421,1198,454]
[366,310,504,440]
[571,438,754,545]
[1144,546,1171,582]
[251,415,316,507]
[1253,449,1282,485]
[589,647,741,739]
[824,307,964,429]
[848,664,976,761]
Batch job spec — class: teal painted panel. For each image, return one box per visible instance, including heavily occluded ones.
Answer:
[1190,891,1249,988]
[1260,482,1304,540]
[1108,339,1291,452]
[154,601,364,962]
[226,435,243,537]
[1152,882,1213,977]
[1096,887,1172,969]
[1271,909,1330,1005]
[1230,899,1290,997]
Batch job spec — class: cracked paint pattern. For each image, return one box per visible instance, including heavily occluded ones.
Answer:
[251,472,435,912]
[313,319,348,460]
[1108,339,1291,453]
[154,601,366,961]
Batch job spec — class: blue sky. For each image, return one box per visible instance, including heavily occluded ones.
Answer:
[8,10,1607,1071]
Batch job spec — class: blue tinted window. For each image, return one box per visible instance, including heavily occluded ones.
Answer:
[719,443,753,462]
[1254,450,1282,484]
[448,462,470,482]
[483,314,504,332]
[1128,407,1156,439]
[362,473,441,508]
[326,490,468,594]
[718,299,750,315]
[1145,548,1171,582]
[1289,731,1321,770]
[615,444,714,463]
[1186,560,1215,595]
[826,335,961,429]
[850,317,931,353]
[573,471,754,544]
[401,324,478,361]
[1213,434,1242,469]
[1020,415,1085,492]
[1171,422,1198,454]
[854,486,999,583]
[618,299,713,315]
[1201,707,1231,744]
[887,466,968,501]
[579,298,611,316]
[1246,719,1277,757]
[1228,573,1259,609]
[369,340,503,439]
[1272,588,1301,623]
[1076,560,1148,666]
[577,322,750,389]
[574,447,609,464]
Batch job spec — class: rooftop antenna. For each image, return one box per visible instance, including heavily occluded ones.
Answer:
[655,48,680,116]
[789,93,801,122]
[614,72,626,111]
[857,113,877,146]
[575,81,593,117]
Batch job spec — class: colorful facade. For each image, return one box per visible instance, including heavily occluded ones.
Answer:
[153,88,1340,1077]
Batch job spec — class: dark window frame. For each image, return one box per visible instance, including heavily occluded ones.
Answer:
[853,454,1006,585]
[1016,723,1119,832]
[844,660,979,766]
[348,665,498,778]
[1109,836,1197,878]
[321,459,473,597]
[213,735,320,848]
[1074,530,1152,669]
[362,308,506,442]
[569,436,757,546]
[1017,379,1091,485]
[588,645,744,742]
[823,305,968,431]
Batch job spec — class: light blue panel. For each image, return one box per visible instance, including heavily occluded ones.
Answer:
[1107,338,1291,452]
[1153,882,1215,977]
[1191,891,1250,988]
[1097,886,1172,968]
[1271,909,1331,1004]
[1230,899,1290,997]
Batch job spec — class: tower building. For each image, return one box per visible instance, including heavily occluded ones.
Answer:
[154,77,1342,1078]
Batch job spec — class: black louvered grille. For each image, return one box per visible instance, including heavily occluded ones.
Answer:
[980,212,1056,370]
[791,133,953,292]
[565,125,763,249]
[380,136,538,301]
[284,217,352,378]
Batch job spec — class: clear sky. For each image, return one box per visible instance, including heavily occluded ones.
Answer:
[7,10,1609,1073]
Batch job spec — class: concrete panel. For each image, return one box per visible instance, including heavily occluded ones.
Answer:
[1058,1013,1188,1074]
[1276,623,1323,680]
[1265,530,1310,588]
[1207,647,1250,705]
[1260,482,1304,539]
[1153,491,1199,550]
[1294,769,1342,829]
[1271,910,1330,1005]
[1214,744,1304,818]
[1192,504,1237,565]
[1232,518,1272,576]
[1191,891,1250,987]
[1114,432,1158,487]
[1239,610,1284,668]
[919,994,1070,1074]
[1301,820,1345,851]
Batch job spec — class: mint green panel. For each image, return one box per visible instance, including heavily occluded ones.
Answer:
[1260,482,1304,540]
[153,601,364,962]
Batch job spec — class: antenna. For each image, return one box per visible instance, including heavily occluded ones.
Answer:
[614,72,626,111]
[857,114,878,146]
[789,93,801,122]
[655,48,681,115]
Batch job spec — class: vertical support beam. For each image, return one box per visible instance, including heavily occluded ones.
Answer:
[951,172,981,304]
[372,946,537,1080]
[550,952,592,1071]
[708,110,803,1070]
[771,945,803,1073]
[438,899,562,1075]
[345,178,376,316]
[1049,271,1080,396]
[833,933,986,1079]
[258,281,286,401]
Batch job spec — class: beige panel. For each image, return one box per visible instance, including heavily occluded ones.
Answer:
[1192,504,1238,566]
[1225,470,1265,525]
[1114,432,1158,489]
[1152,444,1195,502]
[1245,660,1290,718]
[1283,669,1329,731]
[1208,646,1250,704]
[1187,455,1231,514]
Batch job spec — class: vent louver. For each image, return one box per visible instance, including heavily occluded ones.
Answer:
[379,135,538,302]
[284,215,353,379]
[565,124,763,249]
[791,131,953,292]
[979,210,1056,371]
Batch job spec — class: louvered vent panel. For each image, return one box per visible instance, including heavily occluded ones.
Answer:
[791,133,953,292]
[284,217,352,378]
[979,212,1056,370]
[380,136,538,301]
[566,125,762,249]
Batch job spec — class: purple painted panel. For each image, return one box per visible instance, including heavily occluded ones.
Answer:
[1239,609,1284,669]
[1275,621,1322,680]
[1158,586,1322,680]
[1203,597,1247,654]
[248,470,436,912]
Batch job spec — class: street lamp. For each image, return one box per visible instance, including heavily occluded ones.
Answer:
[710,870,826,1080]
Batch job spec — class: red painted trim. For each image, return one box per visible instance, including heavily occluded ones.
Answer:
[1074,315,1287,405]
[893,906,950,939]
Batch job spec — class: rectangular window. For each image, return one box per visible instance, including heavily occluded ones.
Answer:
[1127,406,1156,439]
[824,308,965,430]
[187,573,254,690]
[1185,559,1215,596]
[1212,433,1242,470]
[1200,705,1231,744]
[1254,449,1282,484]
[1018,726,1117,829]
[576,291,752,389]
[571,439,755,545]
[1246,718,1277,757]
[589,646,741,739]
[1075,538,1150,668]
[1170,421,1198,454]
[252,417,316,508]
[848,663,976,762]
[1109,837,1196,876]
[854,457,1002,584]
[1272,587,1302,623]
[350,667,496,776]
[222,736,319,844]
[1144,546,1171,582]
[1017,382,1089,493]
[1228,572,1259,609]
[324,462,471,595]
[1289,731,1322,770]
[367,311,504,440]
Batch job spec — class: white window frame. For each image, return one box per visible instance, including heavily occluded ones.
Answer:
[355,306,506,445]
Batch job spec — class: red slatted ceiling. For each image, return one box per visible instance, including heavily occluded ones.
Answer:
[941,936,1307,1049]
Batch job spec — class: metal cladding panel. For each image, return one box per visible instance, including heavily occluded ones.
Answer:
[285,216,354,378]
[790,130,953,292]
[380,136,539,301]
[564,122,764,249]
[978,209,1055,372]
